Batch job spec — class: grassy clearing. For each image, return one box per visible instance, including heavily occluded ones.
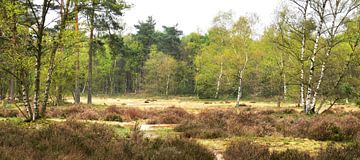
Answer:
[197,135,349,156]
[63,97,359,114]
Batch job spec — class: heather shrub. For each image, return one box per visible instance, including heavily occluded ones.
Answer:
[309,120,342,141]
[223,140,270,160]
[0,108,19,117]
[270,149,313,160]
[104,106,145,121]
[104,113,123,122]
[73,109,101,120]
[147,107,193,124]
[317,142,360,160]
[175,120,226,139]
[143,138,215,160]
[0,121,215,160]
[0,121,125,160]
[47,105,88,119]
[198,109,237,129]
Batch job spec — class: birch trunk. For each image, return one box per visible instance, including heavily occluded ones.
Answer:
[41,0,70,116]
[215,62,223,99]
[21,83,32,119]
[305,0,327,114]
[299,0,310,110]
[310,0,345,110]
[236,52,248,107]
[33,53,41,120]
[32,0,50,120]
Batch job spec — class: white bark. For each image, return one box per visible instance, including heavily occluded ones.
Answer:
[305,0,328,114]
[236,52,248,107]
[21,84,32,119]
[215,62,224,99]
[299,0,310,110]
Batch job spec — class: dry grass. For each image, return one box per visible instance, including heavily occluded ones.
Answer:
[64,97,359,114]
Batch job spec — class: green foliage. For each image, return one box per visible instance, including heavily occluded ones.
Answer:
[144,47,178,95]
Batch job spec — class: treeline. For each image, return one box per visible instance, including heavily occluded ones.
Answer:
[0,0,359,120]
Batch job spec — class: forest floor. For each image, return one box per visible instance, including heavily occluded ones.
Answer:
[1,97,360,160]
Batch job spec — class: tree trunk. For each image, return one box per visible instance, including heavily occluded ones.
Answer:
[8,0,18,104]
[33,53,41,120]
[87,1,95,105]
[291,0,309,111]
[41,0,70,116]
[166,74,170,96]
[215,62,223,99]
[279,53,287,102]
[56,85,63,106]
[74,0,80,104]
[305,0,327,114]
[310,1,341,110]
[8,78,15,103]
[21,82,32,119]
[235,72,243,107]
[236,52,248,107]
[126,71,133,93]
[0,79,3,100]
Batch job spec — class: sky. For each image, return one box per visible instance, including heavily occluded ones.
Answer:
[122,0,283,36]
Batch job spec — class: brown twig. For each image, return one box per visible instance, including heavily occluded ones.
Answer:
[14,103,29,120]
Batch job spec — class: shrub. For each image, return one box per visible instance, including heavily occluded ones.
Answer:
[223,141,270,160]
[73,109,101,120]
[104,106,145,121]
[0,108,18,117]
[309,120,342,141]
[144,138,215,160]
[270,149,313,160]
[47,105,87,119]
[104,113,123,122]
[147,107,193,124]
[317,142,360,160]
[355,99,360,106]
[0,121,216,160]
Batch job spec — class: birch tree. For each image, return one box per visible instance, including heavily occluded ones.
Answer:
[289,0,311,110]
[310,0,359,112]
[231,16,253,107]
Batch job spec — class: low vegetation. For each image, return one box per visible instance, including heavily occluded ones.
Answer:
[0,121,215,160]
[223,140,360,160]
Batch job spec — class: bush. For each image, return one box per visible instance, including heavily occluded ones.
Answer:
[0,108,18,117]
[0,121,215,160]
[270,149,313,160]
[223,141,270,160]
[147,107,193,124]
[224,141,315,160]
[317,142,360,160]
[144,138,215,160]
[104,113,123,122]
[355,99,360,107]
[104,106,145,121]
